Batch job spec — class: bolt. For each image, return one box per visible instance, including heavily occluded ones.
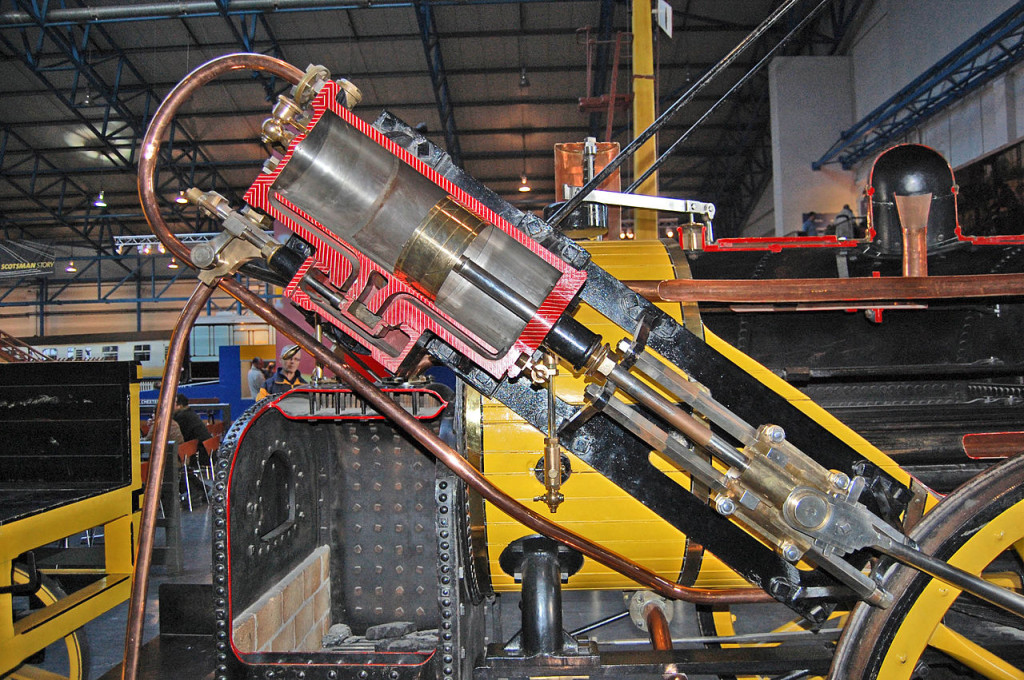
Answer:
[715,496,736,516]
[781,542,801,562]
[831,472,851,491]
[764,425,786,444]
[792,494,829,529]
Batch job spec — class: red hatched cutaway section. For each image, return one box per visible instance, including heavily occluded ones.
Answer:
[245,80,586,379]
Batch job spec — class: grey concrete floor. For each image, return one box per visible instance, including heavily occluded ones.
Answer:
[83,503,213,680]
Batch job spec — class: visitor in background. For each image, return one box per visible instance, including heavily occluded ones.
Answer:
[247,357,265,399]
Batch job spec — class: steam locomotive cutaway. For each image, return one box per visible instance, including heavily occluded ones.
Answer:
[134,55,1024,680]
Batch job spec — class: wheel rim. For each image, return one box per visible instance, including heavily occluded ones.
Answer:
[876,500,1024,680]
[8,567,86,680]
[832,454,1024,680]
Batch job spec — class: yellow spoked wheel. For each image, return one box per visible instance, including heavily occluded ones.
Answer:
[8,566,89,680]
[831,453,1024,679]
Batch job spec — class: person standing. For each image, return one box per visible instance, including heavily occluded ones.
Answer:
[247,357,265,399]
[801,211,819,236]
[834,204,856,240]
[256,345,307,400]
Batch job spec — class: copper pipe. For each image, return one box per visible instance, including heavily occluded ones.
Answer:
[624,272,1024,304]
[895,193,932,277]
[134,60,769,680]
[222,277,770,606]
[961,431,1024,460]
[129,53,305,680]
[138,53,305,265]
[644,602,673,651]
[122,281,215,680]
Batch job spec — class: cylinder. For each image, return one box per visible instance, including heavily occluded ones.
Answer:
[272,110,562,354]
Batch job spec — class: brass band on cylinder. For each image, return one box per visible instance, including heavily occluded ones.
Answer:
[395,196,487,298]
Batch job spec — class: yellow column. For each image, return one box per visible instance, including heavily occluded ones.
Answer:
[633,0,658,240]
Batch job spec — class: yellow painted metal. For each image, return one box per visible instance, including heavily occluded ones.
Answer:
[5,567,88,680]
[876,499,1024,679]
[480,240,933,592]
[483,242,701,590]
[929,623,1024,680]
[0,369,141,678]
[632,0,658,240]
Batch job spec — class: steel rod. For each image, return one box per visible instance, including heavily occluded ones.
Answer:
[625,0,831,194]
[879,540,1024,619]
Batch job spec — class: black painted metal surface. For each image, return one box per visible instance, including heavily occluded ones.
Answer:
[0,361,136,524]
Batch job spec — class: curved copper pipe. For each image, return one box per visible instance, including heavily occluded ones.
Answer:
[138,53,305,263]
[122,281,215,680]
[644,602,673,651]
[134,60,770,680]
[625,272,1024,304]
[222,278,770,606]
[128,53,304,680]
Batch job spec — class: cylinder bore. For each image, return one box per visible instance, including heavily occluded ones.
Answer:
[272,108,563,355]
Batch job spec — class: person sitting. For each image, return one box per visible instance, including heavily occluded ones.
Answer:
[173,392,212,441]
[256,345,307,400]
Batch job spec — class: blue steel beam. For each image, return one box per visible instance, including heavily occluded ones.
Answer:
[0,0,261,240]
[814,0,1024,171]
[413,0,462,166]
[0,124,133,265]
[0,1,579,29]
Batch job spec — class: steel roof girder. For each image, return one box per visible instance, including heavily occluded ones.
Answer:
[815,0,1024,170]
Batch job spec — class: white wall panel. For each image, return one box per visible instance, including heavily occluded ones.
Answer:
[761,0,1024,232]
[769,56,859,236]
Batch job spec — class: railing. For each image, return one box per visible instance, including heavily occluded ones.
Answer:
[0,329,51,362]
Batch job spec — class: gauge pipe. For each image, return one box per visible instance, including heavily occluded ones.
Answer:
[121,281,215,680]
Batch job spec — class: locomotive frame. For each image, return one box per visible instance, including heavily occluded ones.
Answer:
[124,49,1024,680]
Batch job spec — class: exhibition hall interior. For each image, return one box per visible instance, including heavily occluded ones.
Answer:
[3,2,1024,679]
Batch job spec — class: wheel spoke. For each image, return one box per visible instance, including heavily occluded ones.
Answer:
[1012,538,1024,565]
[929,621,1024,680]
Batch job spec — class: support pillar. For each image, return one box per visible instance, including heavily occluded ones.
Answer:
[632,0,658,240]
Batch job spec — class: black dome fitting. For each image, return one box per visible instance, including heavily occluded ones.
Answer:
[868,143,960,256]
